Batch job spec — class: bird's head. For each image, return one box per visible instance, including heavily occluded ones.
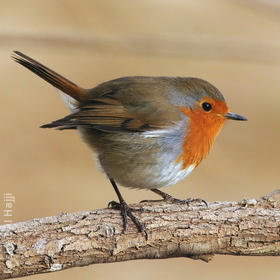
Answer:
[169,77,247,167]
[173,77,247,125]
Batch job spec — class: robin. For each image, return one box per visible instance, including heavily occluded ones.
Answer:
[13,51,247,236]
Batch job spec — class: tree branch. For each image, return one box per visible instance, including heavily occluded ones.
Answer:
[1,190,280,279]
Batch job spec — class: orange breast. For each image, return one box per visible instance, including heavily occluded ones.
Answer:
[179,103,227,169]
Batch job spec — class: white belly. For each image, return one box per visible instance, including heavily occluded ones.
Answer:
[151,161,195,188]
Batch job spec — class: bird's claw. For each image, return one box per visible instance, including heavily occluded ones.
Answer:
[143,189,208,208]
[108,200,148,239]
[179,197,208,207]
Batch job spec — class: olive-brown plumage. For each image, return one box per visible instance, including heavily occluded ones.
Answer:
[12,51,247,236]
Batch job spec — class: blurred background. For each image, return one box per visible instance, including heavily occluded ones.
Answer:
[1,0,280,279]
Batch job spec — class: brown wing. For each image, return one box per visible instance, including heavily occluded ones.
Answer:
[12,52,183,132]
[41,77,182,132]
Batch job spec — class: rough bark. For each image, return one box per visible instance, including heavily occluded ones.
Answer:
[0,190,280,279]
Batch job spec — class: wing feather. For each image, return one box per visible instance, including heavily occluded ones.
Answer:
[41,77,182,133]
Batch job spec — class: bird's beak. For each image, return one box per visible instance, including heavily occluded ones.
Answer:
[223,112,248,121]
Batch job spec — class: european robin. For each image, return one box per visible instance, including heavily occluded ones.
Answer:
[13,51,247,236]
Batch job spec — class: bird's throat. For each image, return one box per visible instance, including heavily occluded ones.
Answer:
[179,107,226,169]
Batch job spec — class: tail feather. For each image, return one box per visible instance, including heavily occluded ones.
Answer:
[12,51,84,102]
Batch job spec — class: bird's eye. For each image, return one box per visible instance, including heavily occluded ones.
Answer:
[202,102,212,112]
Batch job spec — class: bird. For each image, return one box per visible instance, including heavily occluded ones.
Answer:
[12,51,247,236]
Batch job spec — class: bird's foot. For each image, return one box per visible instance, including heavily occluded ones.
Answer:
[170,196,208,207]
[141,189,207,207]
[108,200,147,239]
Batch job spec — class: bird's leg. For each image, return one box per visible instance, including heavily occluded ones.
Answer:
[141,188,207,207]
[107,178,147,238]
